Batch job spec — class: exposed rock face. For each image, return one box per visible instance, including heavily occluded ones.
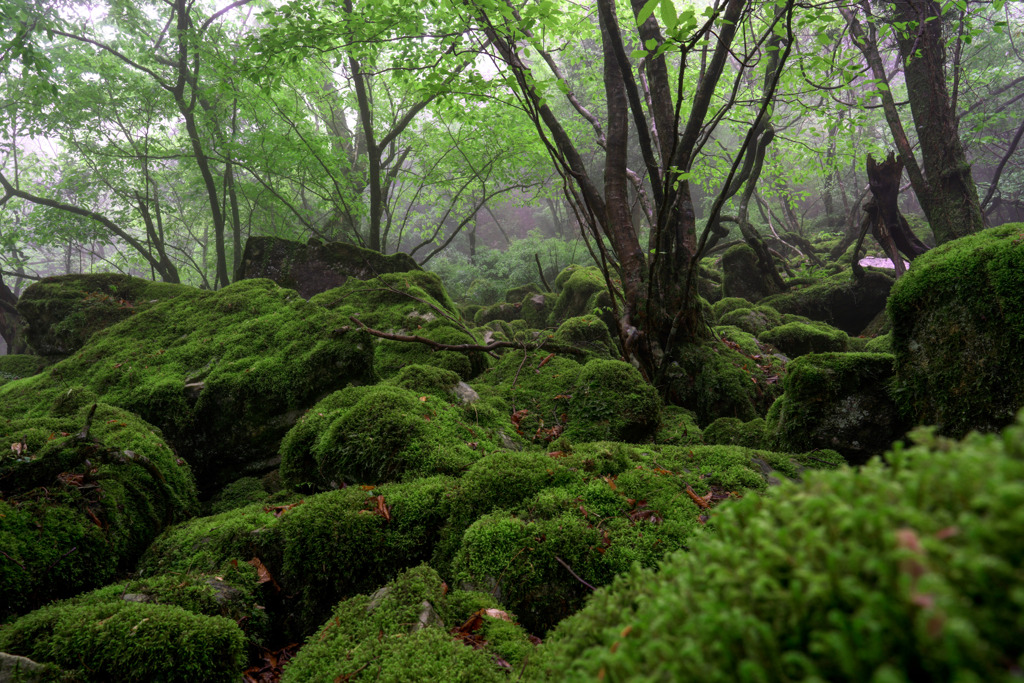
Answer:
[888,223,1024,436]
[237,236,421,299]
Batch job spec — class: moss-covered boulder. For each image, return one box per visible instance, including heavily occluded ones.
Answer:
[0,279,376,495]
[474,301,520,325]
[702,416,766,448]
[766,352,906,464]
[16,273,188,358]
[0,599,245,682]
[760,321,849,357]
[312,271,487,380]
[710,296,753,322]
[889,223,1024,436]
[237,236,420,299]
[564,360,661,443]
[720,244,778,303]
[655,405,703,445]
[281,565,528,682]
[505,283,541,303]
[0,354,47,387]
[520,292,557,329]
[551,315,616,359]
[451,442,843,634]
[0,403,198,620]
[278,384,503,489]
[548,267,612,327]
[717,305,781,336]
[139,476,456,637]
[760,270,894,336]
[527,414,1024,681]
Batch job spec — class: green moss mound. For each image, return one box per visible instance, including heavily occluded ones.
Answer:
[702,416,766,448]
[766,352,906,464]
[564,360,661,442]
[717,305,782,336]
[654,405,703,445]
[383,363,462,401]
[760,270,894,335]
[889,223,1024,436]
[0,600,245,682]
[451,442,842,634]
[0,403,198,619]
[552,315,617,359]
[0,354,47,386]
[710,296,753,322]
[549,267,610,326]
[528,414,1024,682]
[0,279,376,494]
[312,272,487,380]
[17,273,188,357]
[760,321,849,357]
[281,565,524,682]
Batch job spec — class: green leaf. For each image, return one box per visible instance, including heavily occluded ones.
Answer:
[660,0,677,32]
[636,0,659,26]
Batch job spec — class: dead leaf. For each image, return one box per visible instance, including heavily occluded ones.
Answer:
[247,557,281,591]
[264,500,304,518]
[685,484,711,509]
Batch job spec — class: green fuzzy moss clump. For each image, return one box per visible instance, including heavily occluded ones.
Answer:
[0,354,47,386]
[207,476,278,515]
[0,279,376,494]
[551,315,617,359]
[711,296,754,322]
[527,414,1024,682]
[506,283,541,303]
[451,442,842,634]
[519,291,557,329]
[383,364,462,401]
[278,384,500,490]
[888,223,1024,436]
[17,273,189,357]
[654,405,703,445]
[760,270,894,336]
[564,360,661,443]
[549,267,610,326]
[474,302,520,326]
[766,352,906,464]
[282,565,523,683]
[0,403,198,619]
[702,416,766,448]
[717,305,782,336]
[312,272,487,380]
[865,332,893,353]
[760,321,849,357]
[139,477,457,637]
[0,600,245,682]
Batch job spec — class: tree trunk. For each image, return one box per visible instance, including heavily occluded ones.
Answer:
[0,277,27,354]
[891,0,984,244]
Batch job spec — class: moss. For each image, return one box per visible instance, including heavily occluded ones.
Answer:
[846,336,870,351]
[0,354,48,386]
[0,600,245,682]
[506,283,541,303]
[527,415,1024,682]
[548,267,609,326]
[519,291,557,329]
[450,441,840,634]
[717,305,782,336]
[474,302,520,326]
[281,566,513,683]
[553,264,583,293]
[888,223,1024,436]
[710,296,753,322]
[140,477,457,637]
[279,384,496,489]
[766,352,906,464]
[207,476,274,515]
[0,279,376,495]
[865,332,893,353]
[383,363,462,401]
[551,315,616,359]
[0,403,198,620]
[654,405,703,445]
[564,359,661,443]
[702,416,766,448]
[16,273,189,357]
[760,321,849,357]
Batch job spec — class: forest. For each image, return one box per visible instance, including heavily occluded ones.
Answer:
[0,0,1023,680]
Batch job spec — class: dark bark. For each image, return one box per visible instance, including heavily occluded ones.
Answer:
[864,153,930,273]
[0,276,28,354]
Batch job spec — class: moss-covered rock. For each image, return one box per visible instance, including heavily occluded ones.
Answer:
[717,305,782,336]
[0,403,198,620]
[520,292,557,329]
[0,279,376,495]
[237,236,420,299]
[548,267,611,327]
[278,384,495,489]
[382,364,462,401]
[527,414,1024,682]
[710,296,753,322]
[312,272,487,381]
[702,416,766,448]
[720,244,778,303]
[888,223,1024,436]
[865,332,892,353]
[281,565,524,683]
[760,270,894,336]
[451,442,842,635]
[0,599,245,682]
[505,283,541,303]
[551,315,616,359]
[0,354,47,386]
[139,476,456,637]
[766,352,907,464]
[760,321,849,357]
[564,360,661,443]
[16,274,188,358]
[474,302,520,326]
[654,405,703,445]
